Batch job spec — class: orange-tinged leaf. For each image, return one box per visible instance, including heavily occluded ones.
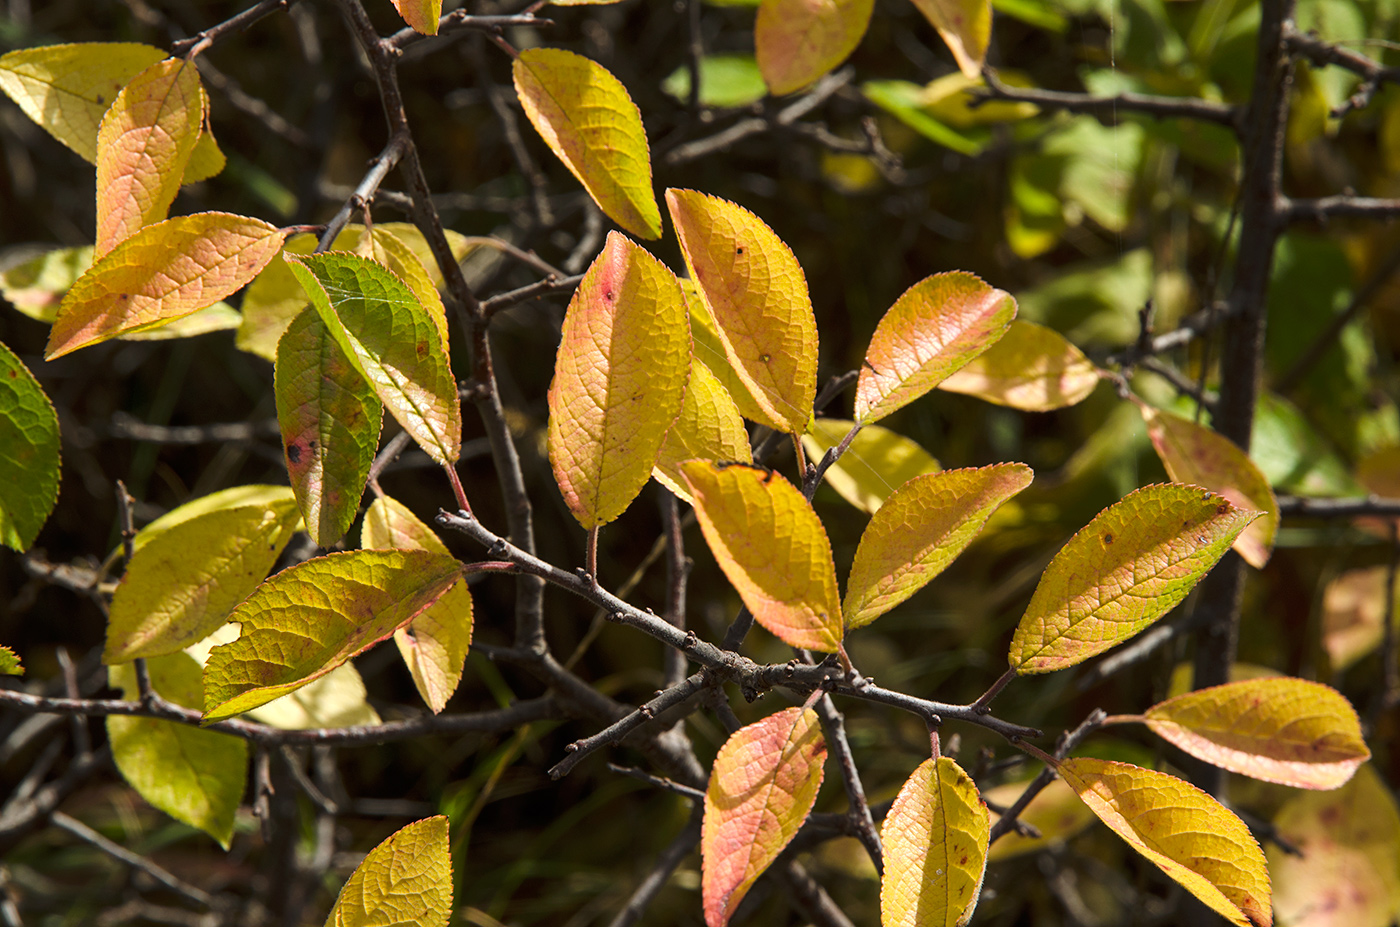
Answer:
[844,464,1032,629]
[984,778,1095,862]
[680,460,843,652]
[1269,764,1400,927]
[937,320,1099,410]
[653,359,752,505]
[276,308,383,547]
[1322,567,1399,672]
[513,48,661,239]
[685,278,770,425]
[547,232,690,527]
[907,0,992,78]
[287,252,461,467]
[45,213,287,359]
[667,189,818,434]
[756,0,875,96]
[702,707,826,927]
[1008,484,1258,674]
[801,419,940,515]
[1137,677,1369,790]
[1058,758,1272,927]
[855,272,1016,424]
[94,58,204,257]
[389,0,442,35]
[880,756,989,927]
[1143,407,1280,569]
[202,549,464,721]
[324,816,453,927]
[362,496,473,714]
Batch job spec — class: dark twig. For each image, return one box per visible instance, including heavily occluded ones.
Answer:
[779,860,858,927]
[51,811,215,909]
[661,490,692,689]
[104,415,280,445]
[812,694,883,875]
[317,132,409,252]
[481,273,583,317]
[989,710,1107,845]
[387,11,552,53]
[977,67,1241,128]
[605,764,706,803]
[1281,194,1400,223]
[171,0,289,58]
[1275,495,1400,518]
[1283,23,1400,117]
[605,810,702,927]
[550,672,709,778]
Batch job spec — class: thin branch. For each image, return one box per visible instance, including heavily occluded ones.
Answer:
[51,811,215,908]
[481,273,583,317]
[605,811,702,927]
[550,672,709,778]
[103,414,280,445]
[605,764,706,803]
[171,0,289,58]
[1275,495,1400,518]
[976,67,1241,129]
[779,860,858,927]
[812,693,883,875]
[387,10,553,53]
[661,490,692,689]
[317,132,409,252]
[988,710,1107,845]
[1283,23,1400,116]
[1281,194,1400,223]
[1099,301,1235,368]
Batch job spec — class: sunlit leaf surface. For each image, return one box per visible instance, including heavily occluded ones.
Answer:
[937,320,1099,410]
[907,0,992,77]
[324,816,453,927]
[756,0,875,95]
[389,0,442,34]
[801,419,940,514]
[653,358,752,505]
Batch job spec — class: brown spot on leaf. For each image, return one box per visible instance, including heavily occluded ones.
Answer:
[416,341,428,358]
[286,443,302,464]
[1102,532,1114,546]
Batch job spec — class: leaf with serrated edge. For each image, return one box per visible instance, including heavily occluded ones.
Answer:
[324,816,453,927]
[94,58,203,257]
[801,419,940,515]
[362,496,473,714]
[680,460,843,652]
[0,342,60,552]
[1009,484,1258,674]
[1142,407,1280,569]
[287,252,461,466]
[277,308,382,547]
[907,0,992,78]
[369,226,450,352]
[389,0,442,34]
[1058,758,1272,927]
[1135,677,1369,790]
[0,645,24,676]
[881,756,989,927]
[547,232,690,527]
[514,48,661,239]
[45,212,287,359]
[105,499,302,663]
[108,653,246,848]
[938,320,1099,411]
[654,359,752,505]
[756,0,875,95]
[703,707,826,927]
[845,464,1032,630]
[202,549,464,721]
[855,272,1016,424]
[668,189,817,434]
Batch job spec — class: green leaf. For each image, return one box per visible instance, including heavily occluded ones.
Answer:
[0,645,23,676]
[855,272,1017,424]
[104,494,302,662]
[844,464,1032,629]
[546,232,690,527]
[907,0,992,77]
[513,48,662,239]
[1009,484,1258,674]
[653,358,753,506]
[203,549,464,721]
[662,55,768,108]
[756,0,874,96]
[702,707,826,927]
[880,756,989,927]
[680,460,843,652]
[0,341,60,552]
[801,419,940,515]
[287,251,461,467]
[937,320,1100,411]
[324,816,453,927]
[45,212,288,359]
[667,189,818,434]
[862,80,983,155]
[108,653,247,848]
[276,308,383,547]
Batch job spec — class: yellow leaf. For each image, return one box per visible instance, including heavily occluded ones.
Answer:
[880,756,989,927]
[130,485,299,555]
[907,0,992,78]
[685,277,770,425]
[702,707,826,927]
[325,816,453,927]
[801,419,940,515]
[513,48,661,239]
[653,359,753,505]
[389,0,442,34]
[1058,757,1272,927]
[680,460,843,652]
[937,320,1099,410]
[984,778,1095,862]
[756,0,875,96]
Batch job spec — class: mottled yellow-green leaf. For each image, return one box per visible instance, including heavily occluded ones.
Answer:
[685,278,770,424]
[369,225,451,353]
[801,419,940,514]
[45,213,288,359]
[984,778,1095,862]
[183,123,225,184]
[203,549,464,721]
[108,653,246,848]
[845,464,1032,629]
[0,645,23,676]
[120,302,241,340]
[1143,406,1280,569]
[0,247,93,323]
[250,664,382,729]
[389,0,442,34]
[1009,484,1258,674]
[287,252,461,467]
[547,232,690,527]
[0,341,60,552]
[105,497,302,663]
[907,0,992,78]
[653,359,752,505]
[362,496,473,714]
[1058,758,1272,927]
[277,308,382,547]
[668,189,817,434]
[937,320,1099,410]
[703,707,826,927]
[94,58,203,257]
[131,485,298,555]
[514,48,661,239]
[1269,764,1400,927]
[756,0,875,96]
[881,756,989,927]
[1137,677,1369,790]
[855,272,1016,424]
[324,816,453,927]
[1322,567,1400,672]
[681,460,843,652]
